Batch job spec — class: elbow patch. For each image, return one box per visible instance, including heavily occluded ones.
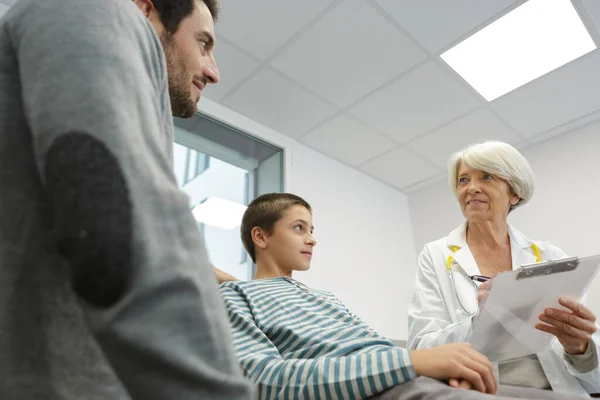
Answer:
[45,132,133,308]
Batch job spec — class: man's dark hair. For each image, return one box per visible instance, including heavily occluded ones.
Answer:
[153,0,220,34]
[241,193,312,263]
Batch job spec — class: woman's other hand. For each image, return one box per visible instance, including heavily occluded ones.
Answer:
[536,297,597,355]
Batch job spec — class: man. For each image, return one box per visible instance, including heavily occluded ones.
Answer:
[0,0,252,398]
[220,193,586,399]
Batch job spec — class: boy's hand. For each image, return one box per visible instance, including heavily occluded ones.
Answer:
[410,343,497,395]
[449,378,473,390]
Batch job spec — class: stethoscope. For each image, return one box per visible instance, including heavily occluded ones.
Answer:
[446,244,541,315]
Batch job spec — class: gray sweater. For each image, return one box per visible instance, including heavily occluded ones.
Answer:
[0,0,253,398]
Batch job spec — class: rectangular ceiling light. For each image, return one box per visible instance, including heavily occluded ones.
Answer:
[192,197,247,230]
[441,0,597,101]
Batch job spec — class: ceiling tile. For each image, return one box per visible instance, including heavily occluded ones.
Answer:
[582,0,600,32]
[204,41,260,102]
[407,108,524,168]
[491,50,600,138]
[300,114,397,166]
[375,0,520,53]
[270,0,426,108]
[527,109,600,146]
[359,147,442,190]
[402,173,447,194]
[216,0,336,61]
[349,61,481,143]
[223,68,338,138]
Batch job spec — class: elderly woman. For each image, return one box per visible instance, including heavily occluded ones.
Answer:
[407,141,600,396]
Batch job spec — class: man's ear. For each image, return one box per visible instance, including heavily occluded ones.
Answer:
[133,0,166,37]
[133,0,153,17]
[251,227,268,250]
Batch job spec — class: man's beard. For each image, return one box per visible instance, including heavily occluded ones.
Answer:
[161,33,197,118]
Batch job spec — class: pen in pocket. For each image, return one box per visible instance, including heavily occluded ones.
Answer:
[470,275,491,283]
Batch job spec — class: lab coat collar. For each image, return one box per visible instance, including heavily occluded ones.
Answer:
[507,223,533,249]
[446,221,479,276]
[508,223,538,269]
[446,221,468,249]
[445,221,538,275]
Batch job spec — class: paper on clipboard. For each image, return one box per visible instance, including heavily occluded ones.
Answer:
[467,254,600,363]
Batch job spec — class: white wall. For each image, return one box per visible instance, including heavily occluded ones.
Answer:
[408,120,600,317]
[292,144,416,341]
[199,99,416,340]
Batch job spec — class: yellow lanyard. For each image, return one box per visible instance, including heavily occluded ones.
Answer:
[446,243,541,271]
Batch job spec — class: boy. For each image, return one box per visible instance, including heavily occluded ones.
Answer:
[221,193,586,399]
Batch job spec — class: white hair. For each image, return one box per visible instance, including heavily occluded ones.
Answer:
[448,141,535,212]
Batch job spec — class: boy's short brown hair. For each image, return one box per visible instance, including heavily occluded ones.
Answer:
[241,193,312,263]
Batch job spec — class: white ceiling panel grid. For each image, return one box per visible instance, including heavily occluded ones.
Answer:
[407,108,525,168]
[223,68,338,139]
[374,0,523,53]
[270,0,427,108]
[300,113,397,166]
[581,0,600,40]
[204,40,260,102]
[349,61,482,143]
[490,49,600,138]
[216,0,337,61]
[360,147,442,190]
[527,108,600,145]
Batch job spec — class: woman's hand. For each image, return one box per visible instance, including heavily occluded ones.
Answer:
[476,280,491,304]
[535,297,597,355]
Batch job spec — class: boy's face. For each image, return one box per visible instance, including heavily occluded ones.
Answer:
[264,205,317,272]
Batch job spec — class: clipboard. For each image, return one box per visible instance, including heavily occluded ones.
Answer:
[466,254,600,363]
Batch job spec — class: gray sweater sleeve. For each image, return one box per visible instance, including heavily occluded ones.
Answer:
[8,0,253,398]
[564,340,599,374]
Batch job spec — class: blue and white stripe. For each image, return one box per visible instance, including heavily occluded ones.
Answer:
[221,277,416,400]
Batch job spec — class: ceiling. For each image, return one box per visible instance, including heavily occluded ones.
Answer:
[3,0,599,193]
[207,0,600,193]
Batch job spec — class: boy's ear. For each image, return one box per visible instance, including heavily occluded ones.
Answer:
[251,227,268,250]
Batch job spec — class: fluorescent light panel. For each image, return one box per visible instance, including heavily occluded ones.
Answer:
[192,197,247,230]
[441,0,597,101]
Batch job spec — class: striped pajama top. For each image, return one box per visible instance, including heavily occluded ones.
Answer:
[220,277,417,399]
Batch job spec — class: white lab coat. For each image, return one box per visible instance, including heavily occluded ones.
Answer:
[408,222,600,397]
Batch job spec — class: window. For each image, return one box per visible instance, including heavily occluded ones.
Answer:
[173,113,284,280]
[180,148,210,186]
